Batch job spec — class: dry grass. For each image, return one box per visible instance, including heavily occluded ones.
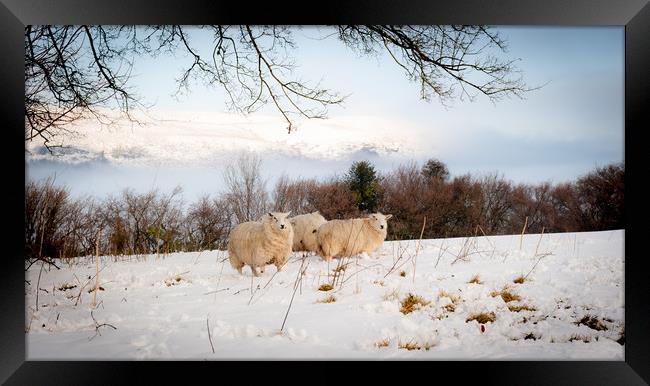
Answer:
[523,332,538,340]
[576,315,608,331]
[466,311,496,324]
[399,271,406,277]
[568,334,592,343]
[372,280,386,287]
[490,287,521,303]
[57,283,77,291]
[398,339,433,351]
[318,283,333,291]
[443,303,456,312]
[468,274,482,284]
[438,289,461,304]
[316,294,337,303]
[87,286,105,293]
[382,288,400,302]
[513,275,526,284]
[508,304,537,312]
[374,338,391,348]
[399,293,431,314]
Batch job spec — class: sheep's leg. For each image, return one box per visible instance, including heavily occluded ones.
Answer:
[229,252,245,275]
[250,265,260,277]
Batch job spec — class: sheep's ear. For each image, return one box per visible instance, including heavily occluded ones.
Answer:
[385,214,393,220]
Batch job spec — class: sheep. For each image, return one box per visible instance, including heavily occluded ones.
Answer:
[316,212,393,261]
[228,211,294,276]
[288,211,328,253]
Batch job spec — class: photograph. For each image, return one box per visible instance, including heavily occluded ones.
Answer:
[24,25,625,360]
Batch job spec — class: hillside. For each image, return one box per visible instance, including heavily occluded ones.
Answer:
[25,230,624,359]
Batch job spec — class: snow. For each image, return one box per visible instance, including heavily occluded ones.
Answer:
[25,230,625,360]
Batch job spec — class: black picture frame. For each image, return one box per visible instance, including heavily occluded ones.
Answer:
[1,0,648,384]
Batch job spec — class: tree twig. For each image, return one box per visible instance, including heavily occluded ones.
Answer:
[207,316,215,353]
[89,310,117,341]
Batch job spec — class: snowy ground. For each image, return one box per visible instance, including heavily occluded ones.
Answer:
[25,230,625,360]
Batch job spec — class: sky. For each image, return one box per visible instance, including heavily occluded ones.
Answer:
[25,26,624,201]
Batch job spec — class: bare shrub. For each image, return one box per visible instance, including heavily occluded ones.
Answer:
[223,152,269,223]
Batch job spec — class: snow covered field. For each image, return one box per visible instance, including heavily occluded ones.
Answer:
[25,230,625,360]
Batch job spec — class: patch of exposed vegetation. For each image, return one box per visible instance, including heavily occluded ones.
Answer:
[438,289,461,304]
[513,275,526,284]
[490,287,521,303]
[57,283,77,291]
[374,338,390,348]
[468,274,482,284]
[508,304,536,312]
[466,312,496,324]
[316,294,337,303]
[399,293,431,314]
[576,315,608,331]
[569,334,592,343]
[318,283,333,291]
[524,332,538,340]
[399,271,406,277]
[398,339,433,351]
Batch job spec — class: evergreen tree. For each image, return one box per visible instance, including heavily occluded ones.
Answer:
[346,160,381,212]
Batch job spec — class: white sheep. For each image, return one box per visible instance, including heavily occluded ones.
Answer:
[228,211,294,276]
[288,211,327,253]
[316,212,393,261]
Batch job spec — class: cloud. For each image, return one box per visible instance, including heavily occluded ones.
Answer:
[25,109,425,166]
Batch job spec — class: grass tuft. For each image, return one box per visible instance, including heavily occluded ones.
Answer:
[466,311,496,324]
[508,304,536,312]
[374,338,390,348]
[316,294,337,303]
[318,283,333,291]
[468,274,482,284]
[398,339,433,351]
[399,271,406,277]
[490,287,521,303]
[399,293,431,314]
[438,289,462,304]
[568,334,592,343]
[513,275,526,284]
[57,283,77,291]
[576,315,608,331]
[524,332,538,340]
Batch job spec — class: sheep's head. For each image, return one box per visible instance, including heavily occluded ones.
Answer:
[367,212,393,233]
[265,211,292,232]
